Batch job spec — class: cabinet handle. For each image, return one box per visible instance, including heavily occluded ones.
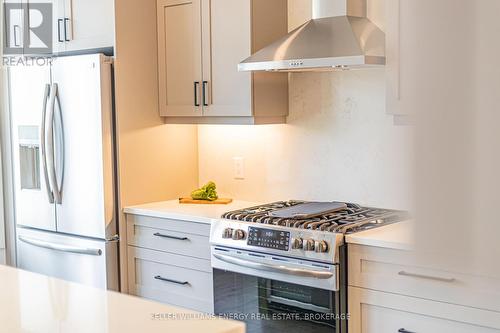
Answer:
[57,19,64,42]
[154,275,189,285]
[153,232,188,241]
[398,271,456,283]
[202,81,209,106]
[64,18,70,41]
[398,329,416,333]
[194,81,200,106]
[13,25,21,46]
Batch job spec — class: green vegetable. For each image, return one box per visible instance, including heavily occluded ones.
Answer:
[191,181,218,201]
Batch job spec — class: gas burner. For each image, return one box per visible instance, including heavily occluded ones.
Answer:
[221,201,406,234]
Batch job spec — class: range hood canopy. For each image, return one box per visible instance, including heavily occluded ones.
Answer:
[238,0,385,72]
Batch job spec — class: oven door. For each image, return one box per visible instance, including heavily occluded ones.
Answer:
[212,247,347,333]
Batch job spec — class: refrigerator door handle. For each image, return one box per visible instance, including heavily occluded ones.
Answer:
[18,235,103,256]
[45,83,62,204]
[40,84,54,203]
[54,85,65,198]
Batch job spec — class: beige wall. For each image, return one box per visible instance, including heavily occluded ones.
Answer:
[197,0,413,210]
[114,0,199,289]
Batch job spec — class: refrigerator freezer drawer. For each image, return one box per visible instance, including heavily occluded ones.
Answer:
[16,227,118,290]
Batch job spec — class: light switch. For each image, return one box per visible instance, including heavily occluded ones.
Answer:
[232,157,245,180]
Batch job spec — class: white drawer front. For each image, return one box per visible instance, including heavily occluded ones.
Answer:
[128,247,213,313]
[349,287,500,333]
[348,244,500,312]
[127,218,210,259]
[127,214,211,236]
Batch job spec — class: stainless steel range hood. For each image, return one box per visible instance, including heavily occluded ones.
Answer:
[238,0,385,72]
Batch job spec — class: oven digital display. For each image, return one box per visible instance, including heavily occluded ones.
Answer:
[247,227,290,251]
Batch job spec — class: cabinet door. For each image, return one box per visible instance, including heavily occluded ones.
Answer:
[385,0,417,116]
[201,0,252,117]
[52,0,66,53]
[157,0,203,117]
[348,287,500,333]
[24,0,66,54]
[3,0,25,54]
[63,0,115,52]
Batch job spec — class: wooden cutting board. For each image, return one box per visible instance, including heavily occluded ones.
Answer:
[179,198,233,204]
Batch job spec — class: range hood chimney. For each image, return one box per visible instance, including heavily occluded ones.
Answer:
[238,0,385,72]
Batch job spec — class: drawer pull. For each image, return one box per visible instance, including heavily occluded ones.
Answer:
[153,232,189,241]
[398,270,456,283]
[398,329,416,333]
[154,275,189,285]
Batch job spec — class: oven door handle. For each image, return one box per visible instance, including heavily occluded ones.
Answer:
[213,253,334,279]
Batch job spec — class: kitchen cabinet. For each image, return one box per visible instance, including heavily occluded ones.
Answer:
[3,0,25,53]
[349,287,500,333]
[348,244,500,332]
[2,0,114,54]
[157,0,289,124]
[126,213,214,313]
[51,0,115,53]
[385,0,416,117]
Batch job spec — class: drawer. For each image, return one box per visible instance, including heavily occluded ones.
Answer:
[348,244,500,312]
[127,216,210,259]
[128,246,213,313]
[349,287,500,333]
[126,214,211,236]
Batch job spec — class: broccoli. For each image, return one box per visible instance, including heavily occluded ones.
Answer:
[191,181,218,201]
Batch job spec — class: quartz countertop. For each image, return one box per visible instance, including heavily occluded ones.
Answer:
[0,265,244,333]
[345,220,414,250]
[124,200,413,250]
[124,199,259,224]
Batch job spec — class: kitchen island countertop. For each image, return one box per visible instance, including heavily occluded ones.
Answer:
[0,265,244,333]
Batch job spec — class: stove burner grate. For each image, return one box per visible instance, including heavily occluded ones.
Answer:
[221,201,406,234]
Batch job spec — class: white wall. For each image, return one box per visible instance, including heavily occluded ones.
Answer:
[198,0,413,210]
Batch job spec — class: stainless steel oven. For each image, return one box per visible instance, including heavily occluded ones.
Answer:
[212,245,348,333]
[210,201,406,333]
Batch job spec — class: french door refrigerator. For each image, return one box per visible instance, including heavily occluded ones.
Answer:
[8,53,118,290]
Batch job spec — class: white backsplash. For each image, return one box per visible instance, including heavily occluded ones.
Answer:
[197,0,413,210]
[198,69,414,210]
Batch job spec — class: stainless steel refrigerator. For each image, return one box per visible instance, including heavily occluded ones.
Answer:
[8,53,118,290]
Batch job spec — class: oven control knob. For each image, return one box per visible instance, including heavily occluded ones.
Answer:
[304,238,315,251]
[291,238,303,249]
[232,229,246,240]
[222,228,233,239]
[314,240,329,253]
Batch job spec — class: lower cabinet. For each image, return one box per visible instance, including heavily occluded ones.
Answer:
[348,287,500,333]
[125,214,214,313]
[127,246,214,313]
[348,244,500,333]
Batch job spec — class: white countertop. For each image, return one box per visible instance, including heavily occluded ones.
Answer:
[124,199,259,224]
[0,265,244,333]
[124,200,413,250]
[345,220,414,250]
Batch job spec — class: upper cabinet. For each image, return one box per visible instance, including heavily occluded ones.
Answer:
[52,0,115,54]
[2,0,114,55]
[157,0,289,125]
[385,0,416,118]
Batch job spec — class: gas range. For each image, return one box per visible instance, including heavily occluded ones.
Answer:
[210,201,407,332]
[211,200,406,265]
